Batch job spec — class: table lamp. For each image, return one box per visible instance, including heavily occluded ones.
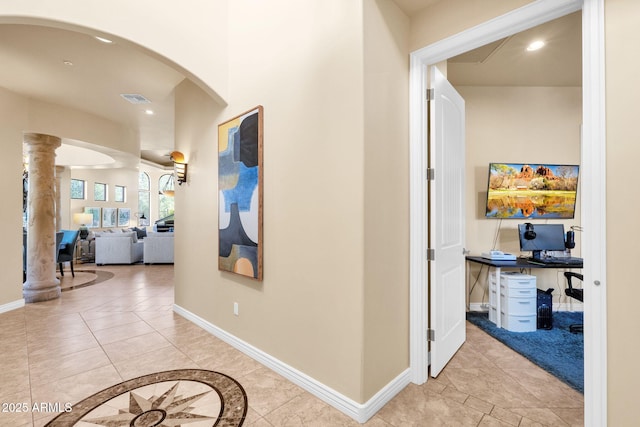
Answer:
[73,212,93,239]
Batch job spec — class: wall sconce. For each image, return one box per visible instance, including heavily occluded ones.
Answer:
[170,151,188,185]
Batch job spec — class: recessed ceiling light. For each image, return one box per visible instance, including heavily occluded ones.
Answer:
[526,40,545,52]
[63,60,73,66]
[95,36,113,44]
[145,110,154,115]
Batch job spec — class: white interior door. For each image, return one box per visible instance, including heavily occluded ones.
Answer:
[429,66,466,377]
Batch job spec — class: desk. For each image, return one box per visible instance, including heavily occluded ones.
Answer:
[465,256,583,328]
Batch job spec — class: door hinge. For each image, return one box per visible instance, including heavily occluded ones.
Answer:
[426,88,435,101]
[427,248,435,261]
[426,168,435,181]
[427,329,435,341]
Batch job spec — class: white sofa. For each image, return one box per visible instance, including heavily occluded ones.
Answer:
[143,232,174,264]
[95,231,144,265]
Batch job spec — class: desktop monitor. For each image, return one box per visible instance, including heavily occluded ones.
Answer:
[518,223,566,260]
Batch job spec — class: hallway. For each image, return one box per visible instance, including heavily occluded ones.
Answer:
[1,264,583,426]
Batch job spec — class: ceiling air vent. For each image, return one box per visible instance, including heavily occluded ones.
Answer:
[120,93,151,104]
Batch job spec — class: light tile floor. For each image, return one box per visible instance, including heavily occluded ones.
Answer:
[1,264,583,426]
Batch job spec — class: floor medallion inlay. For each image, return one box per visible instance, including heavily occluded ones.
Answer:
[45,369,247,426]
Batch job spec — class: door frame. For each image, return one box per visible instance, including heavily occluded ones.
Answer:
[408,0,606,425]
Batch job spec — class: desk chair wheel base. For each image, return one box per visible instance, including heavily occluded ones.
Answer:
[569,324,583,334]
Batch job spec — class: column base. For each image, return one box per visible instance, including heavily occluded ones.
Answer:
[23,283,61,303]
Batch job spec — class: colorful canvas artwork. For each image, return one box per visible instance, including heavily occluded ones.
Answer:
[218,106,263,280]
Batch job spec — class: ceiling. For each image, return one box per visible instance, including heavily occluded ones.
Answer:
[447,11,581,87]
[391,1,581,87]
[1,8,580,168]
[392,0,442,15]
[0,24,185,168]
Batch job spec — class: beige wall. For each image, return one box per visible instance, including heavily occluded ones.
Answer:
[0,87,28,304]
[3,0,639,422]
[26,98,139,158]
[461,86,582,306]
[68,168,139,230]
[174,0,368,401]
[0,86,141,307]
[409,0,534,51]
[605,0,640,424]
[174,0,412,403]
[362,0,410,399]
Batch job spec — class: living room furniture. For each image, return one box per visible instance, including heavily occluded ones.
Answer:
[143,232,174,264]
[77,235,96,262]
[57,230,79,277]
[95,231,143,265]
[23,231,27,282]
[154,214,174,232]
[564,271,584,333]
[466,256,583,329]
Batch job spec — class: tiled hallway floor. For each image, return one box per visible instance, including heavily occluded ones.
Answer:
[1,265,583,426]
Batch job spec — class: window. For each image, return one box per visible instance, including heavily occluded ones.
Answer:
[94,182,107,201]
[138,172,150,226]
[115,185,126,202]
[158,174,175,219]
[70,179,85,199]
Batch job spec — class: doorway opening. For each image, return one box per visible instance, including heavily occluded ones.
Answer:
[409,0,606,425]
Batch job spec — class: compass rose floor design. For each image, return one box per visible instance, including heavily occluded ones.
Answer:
[45,369,247,427]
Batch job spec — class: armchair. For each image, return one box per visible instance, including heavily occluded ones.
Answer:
[57,230,80,277]
[564,271,584,333]
[143,232,174,264]
[95,232,144,265]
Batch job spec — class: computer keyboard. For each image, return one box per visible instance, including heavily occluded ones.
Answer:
[528,256,583,266]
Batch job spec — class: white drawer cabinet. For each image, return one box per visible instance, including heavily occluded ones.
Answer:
[489,272,536,332]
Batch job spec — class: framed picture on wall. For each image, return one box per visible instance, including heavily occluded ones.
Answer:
[117,208,131,227]
[102,207,117,227]
[83,207,101,228]
[218,105,264,280]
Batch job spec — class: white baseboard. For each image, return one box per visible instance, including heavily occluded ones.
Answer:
[468,302,583,312]
[173,304,411,423]
[554,302,584,312]
[0,298,25,314]
[469,303,489,312]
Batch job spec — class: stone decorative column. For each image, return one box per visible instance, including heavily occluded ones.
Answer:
[55,166,65,232]
[23,133,62,303]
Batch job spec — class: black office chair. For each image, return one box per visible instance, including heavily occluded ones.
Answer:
[564,271,584,333]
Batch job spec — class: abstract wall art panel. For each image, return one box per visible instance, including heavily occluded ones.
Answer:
[218,106,263,280]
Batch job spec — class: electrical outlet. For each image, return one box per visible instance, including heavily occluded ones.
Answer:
[233,302,239,316]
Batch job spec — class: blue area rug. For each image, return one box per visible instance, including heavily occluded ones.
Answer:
[466,311,584,393]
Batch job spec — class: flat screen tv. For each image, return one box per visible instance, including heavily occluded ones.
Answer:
[485,163,579,219]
